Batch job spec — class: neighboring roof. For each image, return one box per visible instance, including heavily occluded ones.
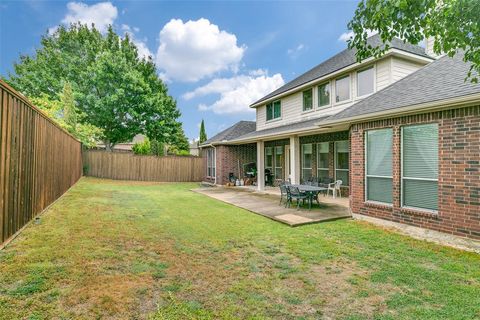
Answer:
[327,52,480,122]
[230,116,331,143]
[132,134,146,143]
[201,121,256,145]
[252,34,432,106]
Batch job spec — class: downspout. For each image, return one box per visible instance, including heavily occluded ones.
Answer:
[212,144,217,185]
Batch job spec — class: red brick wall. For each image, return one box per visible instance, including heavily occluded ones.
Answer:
[202,144,257,185]
[350,105,480,240]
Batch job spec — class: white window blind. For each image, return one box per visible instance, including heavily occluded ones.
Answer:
[317,142,329,179]
[402,124,438,211]
[302,144,312,180]
[275,146,283,179]
[335,141,349,186]
[366,129,393,204]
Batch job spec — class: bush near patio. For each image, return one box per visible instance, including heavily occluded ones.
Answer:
[0,178,479,319]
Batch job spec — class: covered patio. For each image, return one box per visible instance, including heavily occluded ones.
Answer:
[194,186,351,226]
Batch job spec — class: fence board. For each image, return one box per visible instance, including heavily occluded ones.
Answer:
[83,150,204,182]
[0,80,82,247]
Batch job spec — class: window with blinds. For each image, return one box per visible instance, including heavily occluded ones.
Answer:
[335,141,349,186]
[265,147,273,172]
[365,129,393,204]
[206,148,215,178]
[401,123,439,211]
[317,142,329,179]
[274,146,283,179]
[302,144,313,180]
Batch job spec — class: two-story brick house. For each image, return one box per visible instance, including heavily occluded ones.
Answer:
[200,35,480,241]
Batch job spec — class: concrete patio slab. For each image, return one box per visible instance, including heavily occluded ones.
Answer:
[192,186,351,226]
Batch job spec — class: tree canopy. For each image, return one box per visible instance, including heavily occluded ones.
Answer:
[348,0,480,82]
[6,23,187,150]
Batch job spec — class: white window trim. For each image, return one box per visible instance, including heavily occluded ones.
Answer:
[356,64,377,99]
[316,81,332,110]
[334,140,349,185]
[400,125,439,213]
[316,142,329,177]
[266,100,282,122]
[301,144,313,180]
[364,129,393,205]
[334,75,352,105]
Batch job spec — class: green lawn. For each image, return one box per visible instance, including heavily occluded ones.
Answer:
[0,178,479,320]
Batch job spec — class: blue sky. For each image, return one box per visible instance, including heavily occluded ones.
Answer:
[0,0,359,141]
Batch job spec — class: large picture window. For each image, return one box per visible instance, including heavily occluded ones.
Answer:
[266,100,281,121]
[274,146,283,179]
[335,141,349,186]
[206,148,215,178]
[317,82,330,108]
[357,66,374,97]
[402,124,438,211]
[303,88,313,111]
[365,129,393,204]
[335,75,350,103]
[301,144,313,181]
[317,142,329,179]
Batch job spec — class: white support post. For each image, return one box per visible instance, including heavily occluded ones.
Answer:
[256,140,265,191]
[289,135,300,185]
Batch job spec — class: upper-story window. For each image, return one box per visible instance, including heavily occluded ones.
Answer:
[357,66,375,97]
[317,82,330,108]
[266,100,281,121]
[335,75,350,103]
[302,88,313,111]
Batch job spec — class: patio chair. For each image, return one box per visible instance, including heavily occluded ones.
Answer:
[279,183,289,206]
[327,180,343,198]
[286,186,308,210]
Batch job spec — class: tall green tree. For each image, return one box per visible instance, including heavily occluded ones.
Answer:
[60,82,77,129]
[6,23,186,150]
[29,83,103,147]
[347,0,480,82]
[199,119,207,143]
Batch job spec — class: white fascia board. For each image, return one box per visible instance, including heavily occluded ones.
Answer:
[317,94,480,127]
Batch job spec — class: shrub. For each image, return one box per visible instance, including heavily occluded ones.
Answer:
[132,139,151,155]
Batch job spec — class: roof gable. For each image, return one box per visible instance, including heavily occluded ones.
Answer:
[327,52,480,122]
[201,121,256,145]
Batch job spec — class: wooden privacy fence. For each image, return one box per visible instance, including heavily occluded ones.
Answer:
[0,80,83,247]
[83,150,204,182]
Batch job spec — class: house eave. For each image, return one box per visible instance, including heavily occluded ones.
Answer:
[317,93,480,128]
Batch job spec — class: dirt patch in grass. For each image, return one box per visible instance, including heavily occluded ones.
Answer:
[309,261,397,319]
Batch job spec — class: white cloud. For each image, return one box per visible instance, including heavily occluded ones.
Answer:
[156,18,246,82]
[184,72,285,114]
[121,24,153,59]
[338,29,378,42]
[287,44,305,58]
[61,2,118,34]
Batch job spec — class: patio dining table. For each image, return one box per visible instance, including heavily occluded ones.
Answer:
[291,184,327,210]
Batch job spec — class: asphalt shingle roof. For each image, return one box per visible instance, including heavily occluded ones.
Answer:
[252,34,431,106]
[328,53,480,122]
[201,121,256,145]
[230,116,330,142]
